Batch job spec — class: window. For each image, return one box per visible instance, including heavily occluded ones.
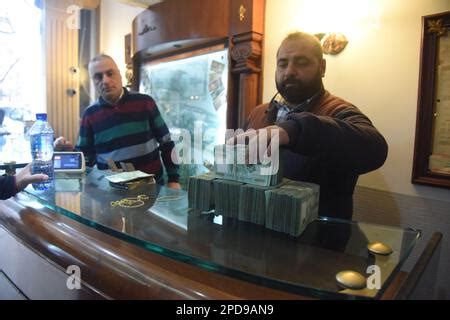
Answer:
[0,0,45,164]
[0,0,45,134]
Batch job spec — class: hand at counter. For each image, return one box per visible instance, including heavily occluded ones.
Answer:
[167,182,181,190]
[15,163,48,192]
[226,125,290,157]
[54,136,74,151]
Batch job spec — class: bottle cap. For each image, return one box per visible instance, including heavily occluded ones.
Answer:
[36,113,47,121]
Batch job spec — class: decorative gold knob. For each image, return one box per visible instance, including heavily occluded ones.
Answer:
[336,270,366,290]
[367,242,393,255]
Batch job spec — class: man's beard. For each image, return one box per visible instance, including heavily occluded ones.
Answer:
[276,72,323,105]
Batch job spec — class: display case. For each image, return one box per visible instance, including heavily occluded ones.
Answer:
[132,0,265,129]
[131,0,265,186]
[0,168,433,299]
[139,48,229,185]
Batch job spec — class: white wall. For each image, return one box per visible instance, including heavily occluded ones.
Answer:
[264,0,450,202]
[99,0,145,84]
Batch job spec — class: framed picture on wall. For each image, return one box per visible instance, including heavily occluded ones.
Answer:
[412,11,450,189]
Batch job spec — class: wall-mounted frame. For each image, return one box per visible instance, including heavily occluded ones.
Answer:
[412,11,450,189]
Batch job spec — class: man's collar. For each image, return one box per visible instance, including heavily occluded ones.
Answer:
[268,87,325,114]
[118,87,125,101]
[98,87,128,106]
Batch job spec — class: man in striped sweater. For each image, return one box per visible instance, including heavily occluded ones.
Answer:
[55,54,180,189]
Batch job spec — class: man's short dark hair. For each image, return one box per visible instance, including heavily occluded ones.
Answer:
[89,54,115,64]
[88,54,120,76]
[278,31,323,61]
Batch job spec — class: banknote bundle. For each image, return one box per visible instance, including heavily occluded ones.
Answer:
[188,145,319,236]
[238,183,280,225]
[187,163,319,237]
[213,144,282,187]
[265,180,319,237]
[187,173,215,214]
[213,179,244,218]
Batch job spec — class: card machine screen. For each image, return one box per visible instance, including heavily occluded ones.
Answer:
[53,152,85,173]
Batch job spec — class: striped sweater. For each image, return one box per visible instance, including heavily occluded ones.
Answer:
[76,88,179,183]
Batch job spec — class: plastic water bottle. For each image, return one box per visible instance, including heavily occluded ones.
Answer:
[29,113,54,190]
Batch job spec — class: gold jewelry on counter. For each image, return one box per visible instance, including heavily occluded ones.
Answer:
[111,195,149,208]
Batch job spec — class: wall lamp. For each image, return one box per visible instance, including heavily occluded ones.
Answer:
[315,32,348,55]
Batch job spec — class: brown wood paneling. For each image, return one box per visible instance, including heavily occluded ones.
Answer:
[230,31,263,127]
[0,226,104,299]
[133,0,230,55]
[237,73,259,126]
[230,0,265,35]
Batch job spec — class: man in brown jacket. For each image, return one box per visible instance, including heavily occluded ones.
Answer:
[232,32,388,220]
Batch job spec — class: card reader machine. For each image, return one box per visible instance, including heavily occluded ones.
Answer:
[53,152,86,173]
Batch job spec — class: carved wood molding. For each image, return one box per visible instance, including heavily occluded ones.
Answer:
[230,31,263,73]
[427,18,448,36]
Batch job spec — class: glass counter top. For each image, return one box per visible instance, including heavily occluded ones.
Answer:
[23,168,421,299]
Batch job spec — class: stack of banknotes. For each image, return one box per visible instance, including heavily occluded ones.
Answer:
[265,180,320,236]
[238,183,279,225]
[187,173,215,214]
[213,179,244,218]
[186,144,319,236]
[187,174,319,237]
[213,144,283,187]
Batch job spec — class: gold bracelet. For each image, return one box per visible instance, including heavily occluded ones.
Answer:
[111,194,150,208]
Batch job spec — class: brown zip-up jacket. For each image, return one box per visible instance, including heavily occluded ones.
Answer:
[245,90,388,220]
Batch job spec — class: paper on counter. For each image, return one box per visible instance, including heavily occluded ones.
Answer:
[105,170,154,184]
